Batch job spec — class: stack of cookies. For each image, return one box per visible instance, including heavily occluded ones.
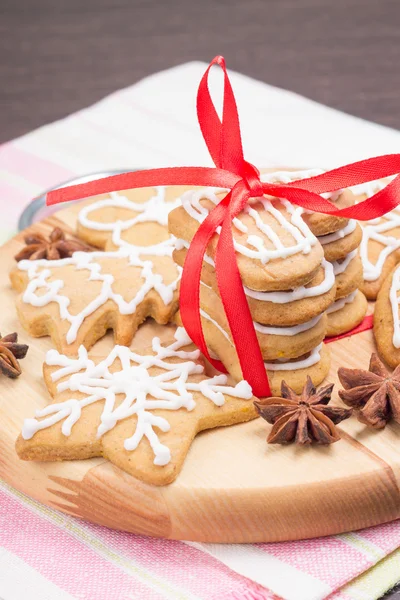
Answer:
[263,170,368,338]
[169,169,368,395]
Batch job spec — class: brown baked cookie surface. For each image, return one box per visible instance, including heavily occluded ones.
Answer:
[326,290,368,337]
[174,245,336,326]
[169,188,324,292]
[374,264,400,368]
[11,187,188,354]
[16,327,257,486]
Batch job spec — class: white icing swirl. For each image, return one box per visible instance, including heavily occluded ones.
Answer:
[326,290,357,314]
[331,250,358,276]
[176,240,335,304]
[244,259,334,304]
[180,185,318,265]
[18,188,182,344]
[318,220,357,246]
[253,314,323,336]
[390,265,400,348]
[264,344,323,371]
[21,327,253,465]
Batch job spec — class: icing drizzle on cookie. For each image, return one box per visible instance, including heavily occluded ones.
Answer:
[18,188,182,344]
[244,259,335,303]
[331,249,358,276]
[326,290,357,314]
[351,177,400,283]
[180,185,318,264]
[264,344,323,371]
[21,328,253,466]
[318,220,357,246]
[389,265,400,348]
[177,239,335,304]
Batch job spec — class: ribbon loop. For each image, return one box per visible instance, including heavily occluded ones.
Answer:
[45,55,400,398]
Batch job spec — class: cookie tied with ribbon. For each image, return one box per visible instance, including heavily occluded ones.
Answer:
[46,55,400,398]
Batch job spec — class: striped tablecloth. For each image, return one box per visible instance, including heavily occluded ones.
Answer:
[1,61,400,600]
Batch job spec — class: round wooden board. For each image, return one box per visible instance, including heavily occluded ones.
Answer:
[1,204,400,543]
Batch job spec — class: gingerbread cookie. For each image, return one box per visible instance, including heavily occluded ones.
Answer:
[169,187,324,291]
[198,281,328,360]
[374,263,400,367]
[16,327,256,486]
[183,309,331,395]
[11,187,188,354]
[331,250,363,300]
[260,169,356,236]
[318,220,363,263]
[352,178,400,300]
[173,244,336,326]
[326,290,367,337]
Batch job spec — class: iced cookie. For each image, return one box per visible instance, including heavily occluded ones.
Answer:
[350,178,400,300]
[318,220,363,262]
[11,187,187,354]
[198,281,328,360]
[260,169,356,236]
[16,327,256,486]
[331,250,363,300]
[374,264,400,367]
[326,290,368,337]
[174,243,336,326]
[169,188,324,292]
[176,308,330,395]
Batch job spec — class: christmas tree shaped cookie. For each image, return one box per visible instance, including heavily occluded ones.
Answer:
[11,186,191,354]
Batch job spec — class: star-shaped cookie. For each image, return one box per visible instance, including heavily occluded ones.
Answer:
[11,186,192,354]
[16,327,256,486]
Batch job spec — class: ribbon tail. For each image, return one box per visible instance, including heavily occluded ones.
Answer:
[180,193,233,372]
[46,167,240,206]
[215,213,271,398]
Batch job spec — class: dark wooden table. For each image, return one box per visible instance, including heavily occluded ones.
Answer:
[1,0,400,598]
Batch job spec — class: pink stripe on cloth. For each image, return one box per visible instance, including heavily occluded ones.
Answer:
[80,521,276,600]
[353,519,400,553]
[0,143,75,188]
[0,489,165,600]
[259,536,371,589]
[0,181,31,229]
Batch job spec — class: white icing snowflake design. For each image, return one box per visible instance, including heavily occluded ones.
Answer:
[17,188,182,344]
[22,328,252,466]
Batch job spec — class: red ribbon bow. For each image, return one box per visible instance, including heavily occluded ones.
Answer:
[48,55,400,397]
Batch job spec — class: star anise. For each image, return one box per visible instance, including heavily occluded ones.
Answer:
[254,376,352,444]
[0,332,29,378]
[15,227,91,261]
[338,353,400,429]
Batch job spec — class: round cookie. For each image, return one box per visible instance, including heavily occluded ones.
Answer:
[374,263,400,368]
[319,222,363,262]
[332,251,363,300]
[266,345,331,397]
[260,168,356,236]
[198,281,328,361]
[351,177,400,300]
[196,310,331,396]
[301,189,356,237]
[174,245,336,326]
[169,190,324,292]
[326,290,368,337]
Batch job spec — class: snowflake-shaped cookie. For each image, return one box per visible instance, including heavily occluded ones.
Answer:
[16,327,255,485]
[11,186,191,354]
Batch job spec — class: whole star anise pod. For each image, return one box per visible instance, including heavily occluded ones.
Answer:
[338,353,400,429]
[254,376,352,445]
[15,227,91,261]
[0,332,29,378]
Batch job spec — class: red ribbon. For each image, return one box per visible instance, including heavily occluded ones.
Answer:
[47,55,400,398]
